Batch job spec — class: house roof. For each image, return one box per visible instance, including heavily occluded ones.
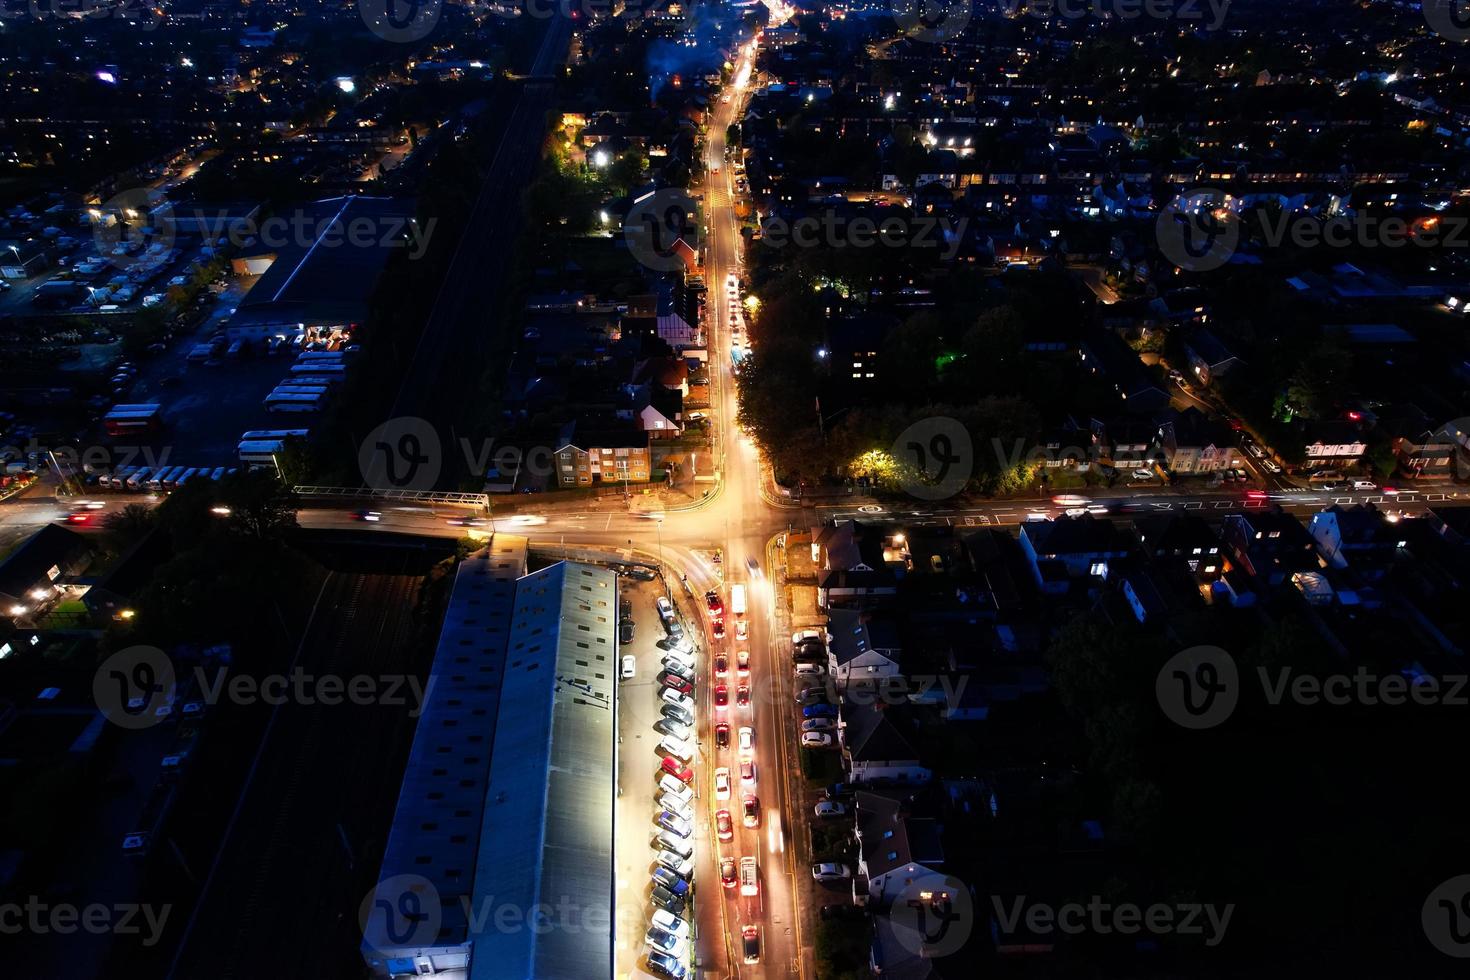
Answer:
[855,789,945,880]
[827,608,900,668]
[0,524,92,602]
[840,701,921,763]
[1021,515,1130,558]
[1132,512,1220,556]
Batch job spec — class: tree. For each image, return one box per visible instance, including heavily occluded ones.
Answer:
[103,503,157,546]
[1286,343,1351,419]
[219,471,299,541]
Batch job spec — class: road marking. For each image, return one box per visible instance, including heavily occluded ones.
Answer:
[1184,501,1203,509]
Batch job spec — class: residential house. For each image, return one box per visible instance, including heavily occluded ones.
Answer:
[1018,516,1131,594]
[1299,419,1367,471]
[838,701,931,785]
[1132,512,1225,582]
[854,789,946,906]
[1157,408,1243,475]
[811,521,901,608]
[1309,505,1408,572]
[552,424,652,488]
[1182,328,1241,386]
[826,608,903,687]
[1220,510,1320,587]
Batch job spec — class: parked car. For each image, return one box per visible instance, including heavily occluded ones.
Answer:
[620,655,636,680]
[661,658,694,680]
[794,662,825,676]
[715,767,731,800]
[803,704,838,720]
[802,718,835,732]
[651,884,686,916]
[662,702,694,727]
[660,673,693,695]
[821,904,864,921]
[802,732,834,749]
[658,809,693,838]
[655,849,694,880]
[646,924,683,955]
[811,863,851,883]
[814,801,847,818]
[647,950,686,980]
[716,809,734,841]
[654,718,690,740]
[652,866,690,896]
[652,908,689,939]
[660,757,693,783]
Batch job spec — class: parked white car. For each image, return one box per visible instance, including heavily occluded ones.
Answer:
[811,862,851,883]
[801,732,833,749]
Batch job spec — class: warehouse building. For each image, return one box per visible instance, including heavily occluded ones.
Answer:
[362,537,617,980]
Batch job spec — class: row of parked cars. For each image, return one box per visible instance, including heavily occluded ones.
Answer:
[647,599,698,980]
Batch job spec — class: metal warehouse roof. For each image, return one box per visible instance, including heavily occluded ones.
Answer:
[362,536,528,971]
[469,560,617,980]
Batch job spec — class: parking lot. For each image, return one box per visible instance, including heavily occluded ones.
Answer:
[614,574,715,979]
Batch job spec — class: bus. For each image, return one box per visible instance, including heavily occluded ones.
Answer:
[264,391,325,413]
[240,429,309,442]
[238,439,286,466]
[289,362,346,376]
[103,403,162,437]
[731,583,747,616]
